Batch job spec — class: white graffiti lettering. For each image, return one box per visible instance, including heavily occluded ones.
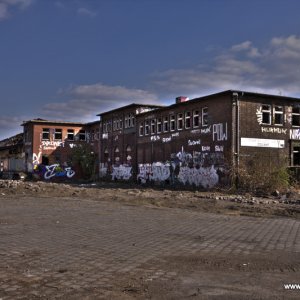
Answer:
[172,132,180,137]
[151,135,161,142]
[137,163,170,183]
[261,127,287,134]
[201,126,211,134]
[215,145,224,152]
[290,129,300,140]
[162,137,172,143]
[188,139,201,146]
[111,165,132,180]
[202,146,210,152]
[32,152,41,165]
[41,140,64,150]
[44,164,75,180]
[213,123,228,141]
[256,107,263,125]
[178,166,219,188]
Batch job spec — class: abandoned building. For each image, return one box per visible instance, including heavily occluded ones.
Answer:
[21,119,100,180]
[97,103,164,179]
[1,89,300,187]
[99,90,300,188]
[0,133,24,179]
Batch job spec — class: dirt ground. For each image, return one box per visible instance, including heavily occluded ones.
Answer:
[1,180,300,299]
[1,179,300,220]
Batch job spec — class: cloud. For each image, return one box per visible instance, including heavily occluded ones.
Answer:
[0,0,33,20]
[153,35,300,98]
[77,7,97,18]
[40,83,159,121]
[0,115,26,140]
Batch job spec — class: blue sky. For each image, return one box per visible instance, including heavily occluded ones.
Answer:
[1,0,300,140]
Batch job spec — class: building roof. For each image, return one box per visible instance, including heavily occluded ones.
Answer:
[136,89,300,116]
[21,118,86,126]
[97,103,165,117]
[0,133,23,150]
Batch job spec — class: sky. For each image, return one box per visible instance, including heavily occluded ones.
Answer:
[1,0,300,140]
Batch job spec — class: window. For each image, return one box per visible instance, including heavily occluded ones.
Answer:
[193,110,200,128]
[274,106,284,125]
[103,122,108,133]
[202,107,208,126]
[125,113,135,128]
[177,113,183,130]
[54,129,62,140]
[145,120,150,135]
[163,116,169,132]
[42,128,50,140]
[79,130,86,141]
[157,118,162,133]
[292,107,300,126]
[139,122,144,136]
[151,119,156,134]
[67,129,74,140]
[96,128,100,140]
[90,130,95,141]
[119,117,123,129]
[262,104,271,124]
[170,115,176,131]
[185,112,191,129]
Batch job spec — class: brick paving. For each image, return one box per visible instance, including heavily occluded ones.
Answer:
[0,196,299,299]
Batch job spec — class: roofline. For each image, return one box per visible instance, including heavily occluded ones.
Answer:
[21,119,86,126]
[136,89,300,116]
[96,103,165,117]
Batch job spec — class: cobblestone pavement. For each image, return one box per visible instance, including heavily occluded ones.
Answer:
[0,196,300,299]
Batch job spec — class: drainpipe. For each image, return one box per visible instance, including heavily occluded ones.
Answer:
[232,92,240,187]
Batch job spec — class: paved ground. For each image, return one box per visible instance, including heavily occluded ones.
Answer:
[0,195,300,299]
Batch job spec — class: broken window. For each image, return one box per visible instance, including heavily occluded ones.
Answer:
[293,146,300,166]
[139,122,144,136]
[42,128,50,140]
[54,129,62,140]
[262,104,271,125]
[185,112,191,129]
[79,130,86,141]
[157,118,162,133]
[193,110,200,128]
[177,113,183,130]
[170,115,176,131]
[145,120,150,135]
[292,107,300,126]
[202,107,208,126]
[274,106,284,125]
[151,119,156,134]
[67,129,74,141]
[163,116,169,132]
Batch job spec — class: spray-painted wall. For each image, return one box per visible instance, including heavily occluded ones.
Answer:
[136,94,232,188]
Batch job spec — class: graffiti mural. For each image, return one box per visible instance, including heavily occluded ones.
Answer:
[34,164,75,180]
[111,165,132,180]
[137,162,171,184]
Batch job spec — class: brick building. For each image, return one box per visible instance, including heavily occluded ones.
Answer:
[22,119,100,180]
[97,104,164,180]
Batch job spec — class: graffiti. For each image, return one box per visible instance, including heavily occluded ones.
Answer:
[262,127,287,134]
[215,145,224,152]
[290,129,300,140]
[162,136,172,143]
[69,143,77,148]
[256,107,263,124]
[150,135,160,142]
[188,139,201,146]
[102,133,108,139]
[201,126,211,134]
[137,162,170,183]
[41,140,64,150]
[191,129,200,134]
[172,132,180,137]
[111,165,132,180]
[32,152,41,165]
[34,164,75,180]
[202,146,210,151]
[178,166,219,188]
[213,123,228,141]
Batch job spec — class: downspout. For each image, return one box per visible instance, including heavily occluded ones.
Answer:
[232,92,240,187]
